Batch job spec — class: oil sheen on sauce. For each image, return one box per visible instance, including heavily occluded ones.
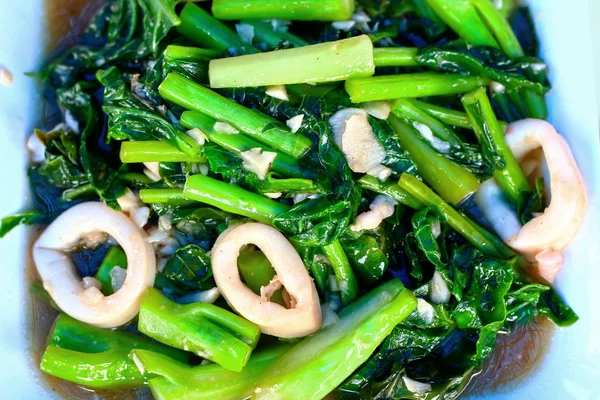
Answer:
[31,0,555,398]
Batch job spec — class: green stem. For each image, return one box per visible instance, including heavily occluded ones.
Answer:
[241,19,309,49]
[238,250,285,306]
[183,175,289,224]
[254,280,416,400]
[95,246,128,296]
[212,0,355,21]
[138,288,261,372]
[209,35,375,88]
[425,0,499,48]
[409,99,507,131]
[120,141,206,163]
[461,88,529,203]
[118,172,155,186]
[62,183,95,201]
[373,47,419,67]
[162,45,219,83]
[322,241,359,306]
[177,3,258,54]
[470,0,524,58]
[392,98,459,142]
[388,115,480,206]
[345,72,489,103]
[398,173,513,258]
[139,188,198,206]
[164,45,220,60]
[159,73,312,158]
[40,314,189,389]
[358,175,423,209]
[180,111,304,178]
[523,90,549,120]
[130,345,293,400]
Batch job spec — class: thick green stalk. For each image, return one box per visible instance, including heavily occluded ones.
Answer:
[409,99,508,131]
[139,288,261,372]
[40,314,189,389]
[180,111,304,178]
[238,250,285,306]
[159,73,312,158]
[254,280,417,400]
[139,188,198,206]
[120,141,205,163]
[164,45,220,61]
[130,345,293,400]
[372,47,419,67]
[392,98,459,142]
[345,73,489,103]
[388,115,480,206]
[398,173,513,258]
[209,36,375,88]
[163,45,219,83]
[184,175,289,224]
[212,0,355,21]
[470,0,524,58]
[358,175,423,209]
[241,20,309,49]
[95,246,128,295]
[177,3,258,54]
[425,0,499,48]
[461,88,529,203]
[322,241,359,306]
[118,172,155,186]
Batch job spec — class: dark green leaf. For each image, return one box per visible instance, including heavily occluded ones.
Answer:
[162,244,212,290]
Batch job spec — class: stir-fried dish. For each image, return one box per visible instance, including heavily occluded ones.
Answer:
[1,0,588,399]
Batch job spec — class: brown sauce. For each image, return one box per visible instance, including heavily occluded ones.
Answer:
[30,0,555,398]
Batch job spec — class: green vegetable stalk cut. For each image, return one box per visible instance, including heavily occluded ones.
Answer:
[398,173,513,259]
[322,240,359,306]
[177,3,258,54]
[409,99,508,131]
[372,47,419,67]
[241,20,309,49]
[388,115,480,206]
[138,288,261,372]
[180,111,304,178]
[163,45,219,83]
[209,35,375,88]
[130,344,293,400]
[345,73,489,103]
[212,0,355,21]
[120,141,206,163]
[253,279,417,400]
[159,73,312,158]
[40,314,190,389]
[462,87,529,203]
[358,175,423,209]
[139,188,197,206]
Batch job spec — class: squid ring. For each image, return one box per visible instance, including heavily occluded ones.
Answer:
[33,202,156,328]
[211,223,322,338]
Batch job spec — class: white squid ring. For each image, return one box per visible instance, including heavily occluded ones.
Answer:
[33,202,156,328]
[211,223,322,338]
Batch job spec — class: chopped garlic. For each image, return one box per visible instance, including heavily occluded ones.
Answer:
[0,67,13,87]
[117,189,143,213]
[402,376,432,393]
[235,23,254,45]
[214,122,239,134]
[266,85,289,101]
[240,148,277,180]
[361,101,391,120]
[131,207,150,228]
[187,127,208,146]
[27,132,46,163]
[109,266,127,292]
[327,275,339,292]
[367,164,392,181]
[286,114,304,133]
[264,192,282,199]
[416,298,435,324]
[143,162,161,182]
[429,271,451,304]
[321,302,340,328]
[351,195,396,232]
[491,81,506,94]
[530,63,547,73]
[82,276,102,291]
[65,110,80,134]
[332,20,356,31]
[175,287,221,304]
[352,11,371,23]
[291,193,319,204]
[329,108,387,173]
[158,215,172,232]
[413,122,450,153]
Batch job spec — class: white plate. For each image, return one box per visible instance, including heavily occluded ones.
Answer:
[1,1,599,398]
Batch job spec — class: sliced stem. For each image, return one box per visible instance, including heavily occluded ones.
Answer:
[209,35,374,88]
[373,47,419,67]
[241,20,308,49]
[398,173,513,258]
[159,73,312,158]
[254,280,416,400]
[409,99,508,131]
[139,188,198,206]
[461,88,529,203]
[177,3,258,54]
[138,288,261,372]
[322,241,359,306]
[212,0,355,21]
[120,141,205,163]
[358,175,423,209]
[180,111,304,178]
[183,175,289,224]
[164,45,221,60]
[62,183,95,201]
[388,115,480,206]
[345,73,489,103]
